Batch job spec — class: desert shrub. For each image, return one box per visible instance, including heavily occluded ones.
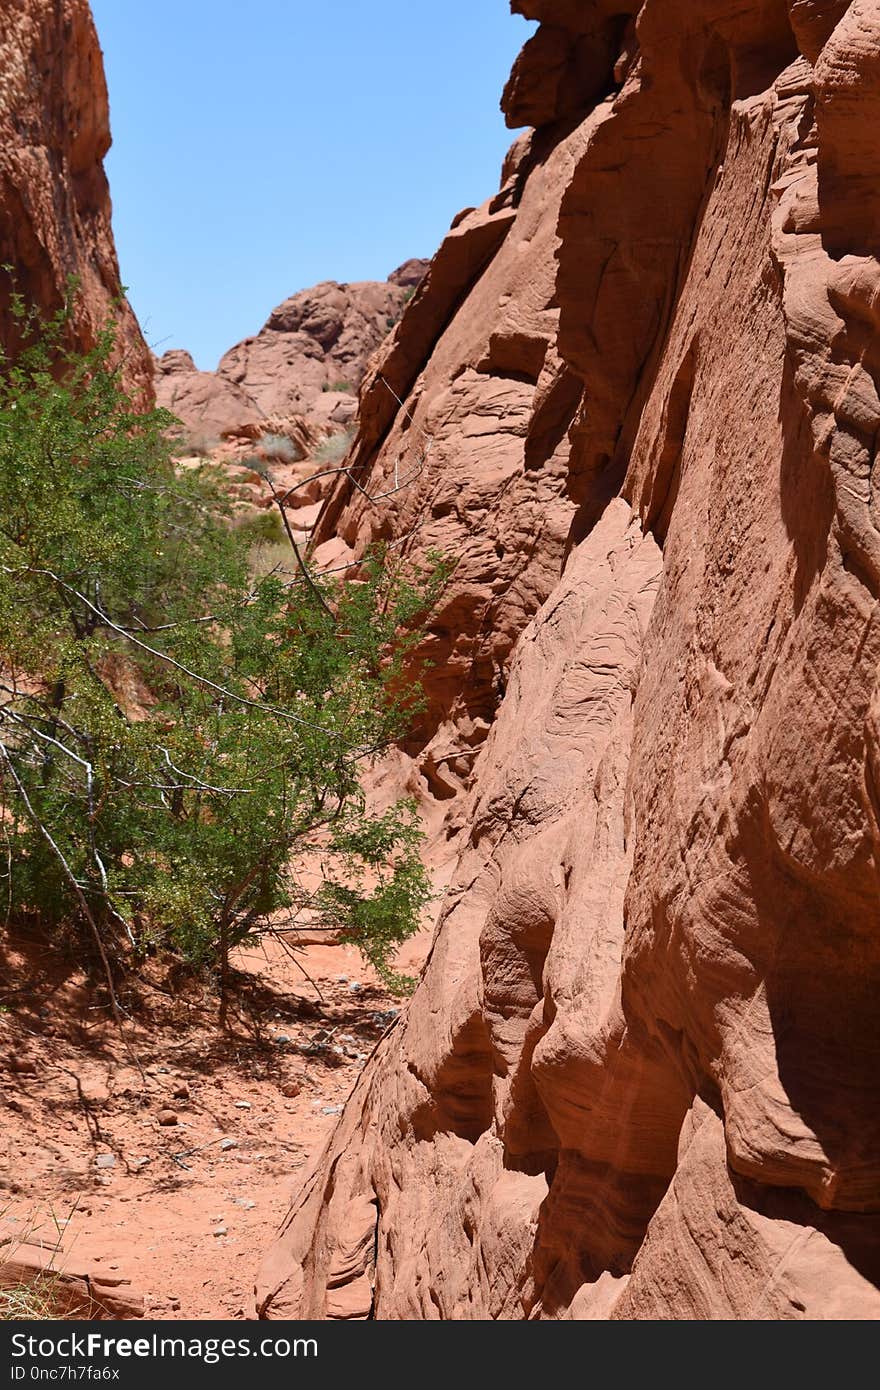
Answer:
[235,507,286,547]
[0,1205,72,1321]
[257,432,302,465]
[313,429,355,465]
[0,292,447,1006]
[322,380,354,394]
[174,430,220,459]
[0,1276,68,1321]
[249,539,300,582]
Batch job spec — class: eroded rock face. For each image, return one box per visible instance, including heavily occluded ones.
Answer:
[259,0,880,1319]
[0,0,151,400]
[311,116,593,794]
[153,349,262,445]
[154,264,428,442]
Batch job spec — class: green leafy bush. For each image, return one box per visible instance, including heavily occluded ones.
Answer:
[0,292,445,1009]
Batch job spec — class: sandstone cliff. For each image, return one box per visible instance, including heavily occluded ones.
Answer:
[0,0,151,399]
[258,0,880,1320]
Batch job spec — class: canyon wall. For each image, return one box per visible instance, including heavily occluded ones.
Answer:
[0,0,151,398]
[258,0,880,1319]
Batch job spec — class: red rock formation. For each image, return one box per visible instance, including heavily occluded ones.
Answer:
[154,264,428,442]
[153,349,263,445]
[0,0,151,400]
[0,1227,144,1319]
[311,117,591,792]
[258,0,880,1320]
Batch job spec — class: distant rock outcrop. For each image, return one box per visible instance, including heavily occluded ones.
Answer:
[0,0,152,401]
[154,263,428,444]
[258,0,880,1321]
[154,349,262,444]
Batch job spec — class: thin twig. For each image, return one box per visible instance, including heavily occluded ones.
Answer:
[169,1137,228,1171]
[262,473,335,619]
[262,924,326,1003]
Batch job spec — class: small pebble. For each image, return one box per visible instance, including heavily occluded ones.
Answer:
[212,1226,227,1237]
[220,1138,238,1151]
[321,1105,343,1116]
[234,1100,251,1110]
[274,1034,291,1045]
[157,1109,178,1127]
[95,1154,116,1169]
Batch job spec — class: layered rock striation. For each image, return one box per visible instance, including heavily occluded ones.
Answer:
[258,0,880,1320]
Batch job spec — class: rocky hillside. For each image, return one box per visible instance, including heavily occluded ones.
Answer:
[0,0,151,400]
[154,261,428,446]
[257,0,880,1319]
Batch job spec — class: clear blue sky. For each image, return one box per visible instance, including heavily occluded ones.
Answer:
[90,1,534,369]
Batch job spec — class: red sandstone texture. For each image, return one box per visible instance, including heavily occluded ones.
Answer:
[154,267,428,446]
[258,0,880,1319]
[0,0,151,401]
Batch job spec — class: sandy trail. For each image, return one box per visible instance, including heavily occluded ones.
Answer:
[0,932,426,1318]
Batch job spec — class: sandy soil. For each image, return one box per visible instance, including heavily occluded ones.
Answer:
[0,929,428,1318]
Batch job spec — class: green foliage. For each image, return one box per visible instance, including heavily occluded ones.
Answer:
[0,291,446,998]
[235,507,286,548]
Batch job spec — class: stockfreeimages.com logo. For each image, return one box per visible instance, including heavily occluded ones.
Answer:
[10,1332,317,1369]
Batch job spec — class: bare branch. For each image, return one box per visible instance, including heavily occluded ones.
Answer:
[0,740,129,1035]
[261,472,335,619]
